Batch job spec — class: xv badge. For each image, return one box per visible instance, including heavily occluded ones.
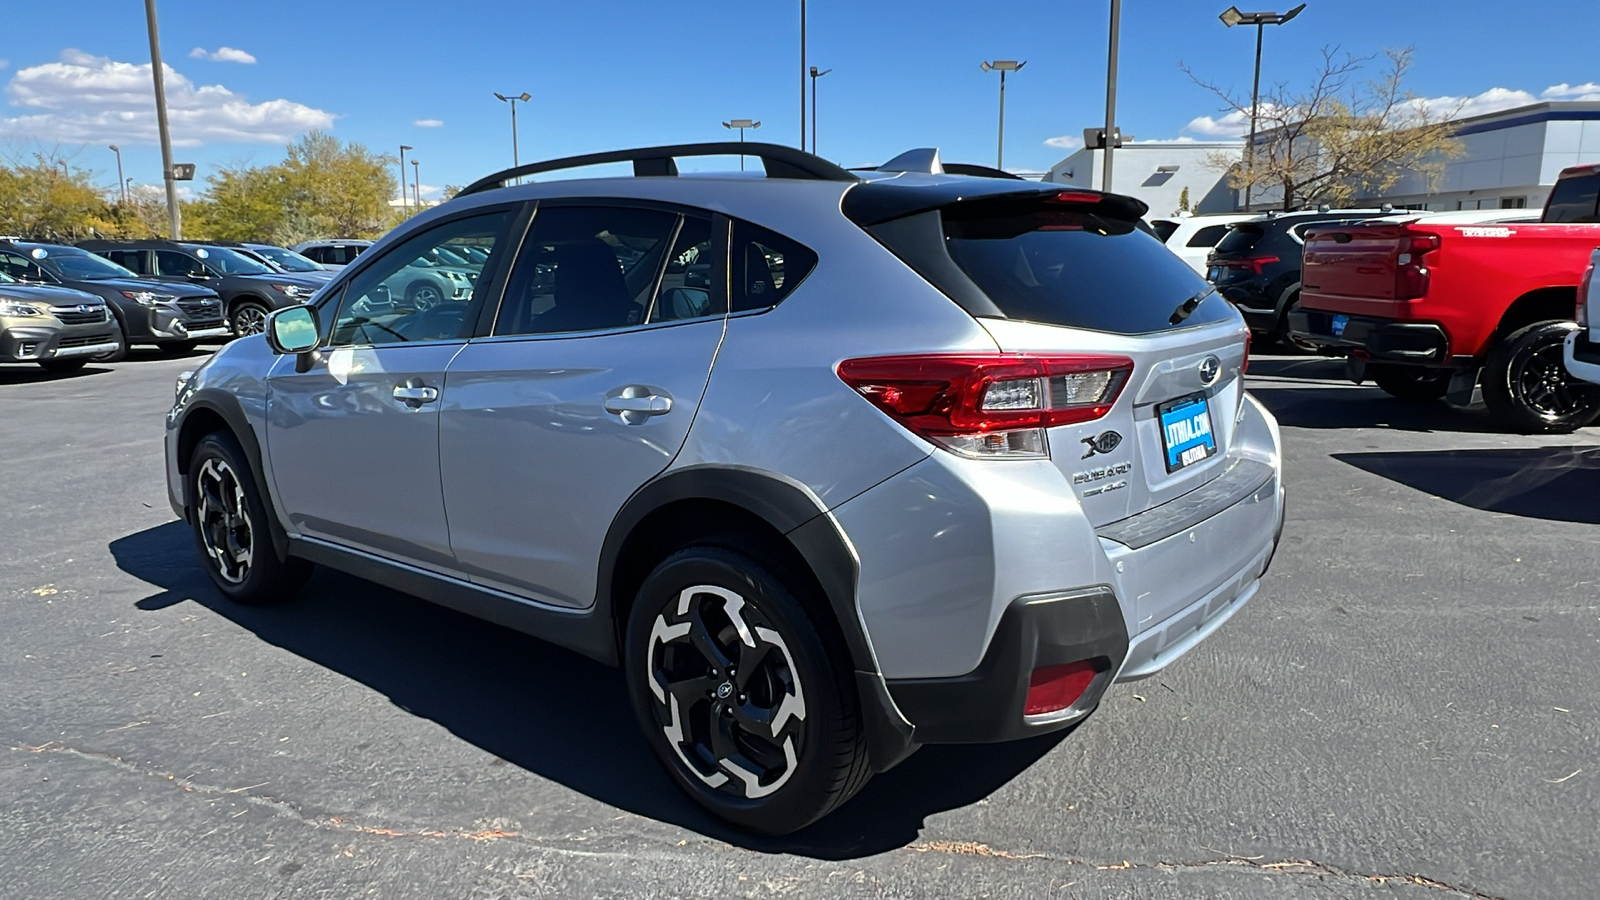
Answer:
[1081,430,1123,458]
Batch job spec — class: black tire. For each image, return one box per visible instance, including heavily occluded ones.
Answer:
[187,431,312,604]
[1369,364,1451,403]
[624,546,870,835]
[37,358,87,373]
[159,340,199,356]
[230,300,270,338]
[92,321,129,363]
[1481,320,1600,434]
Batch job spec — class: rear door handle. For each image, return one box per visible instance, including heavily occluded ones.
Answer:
[393,383,439,405]
[604,395,672,414]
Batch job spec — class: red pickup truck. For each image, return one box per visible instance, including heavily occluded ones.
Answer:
[1289,164,1600,432]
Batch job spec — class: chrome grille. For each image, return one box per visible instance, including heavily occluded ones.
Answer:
[52,305,109,325]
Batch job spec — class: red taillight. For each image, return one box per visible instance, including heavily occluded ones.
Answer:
[1577,262,1594,328]
[837,353,1133,447]
[1395,230,1441,300]
[1218,255,1279,275]
[1049,190,1102,205]
[1024,660,1099,716]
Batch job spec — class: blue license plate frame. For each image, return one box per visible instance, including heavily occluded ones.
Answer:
[1159,393,1218,473]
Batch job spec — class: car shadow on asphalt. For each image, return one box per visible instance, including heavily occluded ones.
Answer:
[1335,446,1600,524]
[0,364,115,384]
[1245,355,1505,433]
[109,520,1064,860]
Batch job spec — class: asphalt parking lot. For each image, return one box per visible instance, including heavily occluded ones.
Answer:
[2,350,1596,900]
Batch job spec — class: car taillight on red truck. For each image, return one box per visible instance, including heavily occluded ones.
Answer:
[1395,232,1441,300]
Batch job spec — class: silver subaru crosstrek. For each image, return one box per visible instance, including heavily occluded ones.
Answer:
[166,143,1285,835]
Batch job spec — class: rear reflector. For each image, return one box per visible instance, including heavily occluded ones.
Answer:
[1024,660,1099,716]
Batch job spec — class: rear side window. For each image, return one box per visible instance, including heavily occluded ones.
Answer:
[732,221,817,313]
[156,250,207,277]
[1151,220,1179,243]
[1545,173,1600,223]
[105,250,148,273]
[1186,224,1230,248]
[941,202,1228,335]
[1212,224,1263,255]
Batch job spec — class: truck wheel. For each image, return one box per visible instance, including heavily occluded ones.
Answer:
[1481,321,1600,433]
[624,546,871,835]
[1369,364,1450,402]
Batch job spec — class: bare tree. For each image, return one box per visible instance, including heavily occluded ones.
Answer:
[1182,47,1464,211]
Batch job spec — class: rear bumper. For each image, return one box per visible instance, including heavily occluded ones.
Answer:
[1564,330,1600,386]
[1287,307,1452,365]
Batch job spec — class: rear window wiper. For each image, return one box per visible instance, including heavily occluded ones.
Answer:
[1169,286,1215,325]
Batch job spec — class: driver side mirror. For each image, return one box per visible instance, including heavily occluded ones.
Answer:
[265,305,320,355]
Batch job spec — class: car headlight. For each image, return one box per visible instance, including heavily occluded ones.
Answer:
[271,283,311,300]
[0,297,46,317]
[121,290,177,307]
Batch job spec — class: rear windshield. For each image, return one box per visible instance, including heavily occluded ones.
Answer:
[940,203,1231,335]
[1212,224,1263,255]
[1151,220,1179,243]
[1545,173,1600,224]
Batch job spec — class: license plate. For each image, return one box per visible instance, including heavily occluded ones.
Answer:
[1330,314,1349,338]
[1159,394,1217,472]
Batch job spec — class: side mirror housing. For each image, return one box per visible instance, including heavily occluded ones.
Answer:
[265,305,320,355]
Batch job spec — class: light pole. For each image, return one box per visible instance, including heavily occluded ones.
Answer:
[799,0,807,150]
[1103,0,1121,192]
[493,92,531,169]
[722,120,761,170]
[1220,4,1306,209]
[809,66,831,155]
[142,0,182,238]
[980,60,1025,170]
[398,145,412,216]
[109,145,127,205]
[412,159,421,210]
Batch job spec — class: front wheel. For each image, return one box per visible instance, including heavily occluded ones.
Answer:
[229,300,270,338]
[624,546,870,835]
[1481,321,1600,434]
[38,358,87,373]
[187,431,312,604]
[93,321,129,363]
[1369,364,1451,402]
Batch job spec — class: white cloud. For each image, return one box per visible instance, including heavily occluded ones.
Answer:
[1409,87,1537,120]
[413,118,443,128]
[1,48,333,146]
[189,46,256,64]
[1044,134,1083,150]
[1183,108,1254,138]
[1542,82,1600,101]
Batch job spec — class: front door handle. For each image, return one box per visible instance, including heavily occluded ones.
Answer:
[393,382,439,406]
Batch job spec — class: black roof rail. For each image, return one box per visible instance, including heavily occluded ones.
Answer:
[457,141,859,198]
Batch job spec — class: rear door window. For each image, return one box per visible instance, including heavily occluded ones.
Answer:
[1544,173,1600,223]
[156,250,207,277]
[941,201,1228,335]
[1186,224,1230,247]
[105,249,149,273]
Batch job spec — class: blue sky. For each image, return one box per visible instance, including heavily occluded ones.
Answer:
[2,0,1596,200]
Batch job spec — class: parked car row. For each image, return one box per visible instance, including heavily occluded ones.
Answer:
[1155,166,1599,434]
[0,237,370,374]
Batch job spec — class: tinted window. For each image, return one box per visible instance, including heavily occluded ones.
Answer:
[495,206,678,336]
[155,250,207,277]
[105,250,149,273]
[1151,220,1179,243]
[731,221,816,313]
[40,249,137,280]
[252,246,322,272]
[190,246,271,275]
[942,203,1228,335]
[1186,224,1231,248]
[330,211,510,346]
[650,215,720,323]
[1211,224,1263,255]
[1545,173,1600,224]
[0,252,47,282]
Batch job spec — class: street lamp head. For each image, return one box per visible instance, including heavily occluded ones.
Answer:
[723,119,759,129]
[400,144,413,151]
[517,92,531,102]
[1219,6,1244,25]
[982,59,1025,73]
[109,144,119,152]
[1220,4,1305,26]
[810,66,832,78]
[493,92,507,102]
[1280,3,1306,23]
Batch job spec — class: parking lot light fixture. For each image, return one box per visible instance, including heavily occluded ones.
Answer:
[981,60,1026,170]
[722,119,761,171]
[493,92,533,169]
[399,145,412,216]
[1220,4,1307,209]
[809,67,832,155]
[109,145,126,205]
[412,159,421,211]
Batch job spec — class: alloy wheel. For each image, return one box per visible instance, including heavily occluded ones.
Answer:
[232,305,267,336]
[645,584,807,799]
[1512,340,1597,419]
[196,458,253,584]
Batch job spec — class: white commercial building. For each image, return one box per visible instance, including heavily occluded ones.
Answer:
[1043,140,1241,216]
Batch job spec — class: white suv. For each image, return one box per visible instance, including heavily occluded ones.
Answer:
[1565,248,1600,385]
[166,143,1286,834]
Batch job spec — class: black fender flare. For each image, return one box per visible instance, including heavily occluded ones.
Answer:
[177,389,291,563]
[596,465,919,771]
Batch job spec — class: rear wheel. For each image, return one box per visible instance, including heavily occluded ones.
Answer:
[1481,320,1600,433]
[624,546,870,835]
[37,358,86,373]
[1369,364,1451,402]
[187,431,312,604]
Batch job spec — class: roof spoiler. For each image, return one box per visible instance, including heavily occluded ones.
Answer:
[857,148,1026,181]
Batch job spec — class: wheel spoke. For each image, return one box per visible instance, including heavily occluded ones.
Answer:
[733,639,776,691]
[686,603,736,673]
[663,674,719,709]
[708,705,742,765]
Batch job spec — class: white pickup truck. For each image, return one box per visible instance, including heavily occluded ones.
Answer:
[1564,247,1600,385]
